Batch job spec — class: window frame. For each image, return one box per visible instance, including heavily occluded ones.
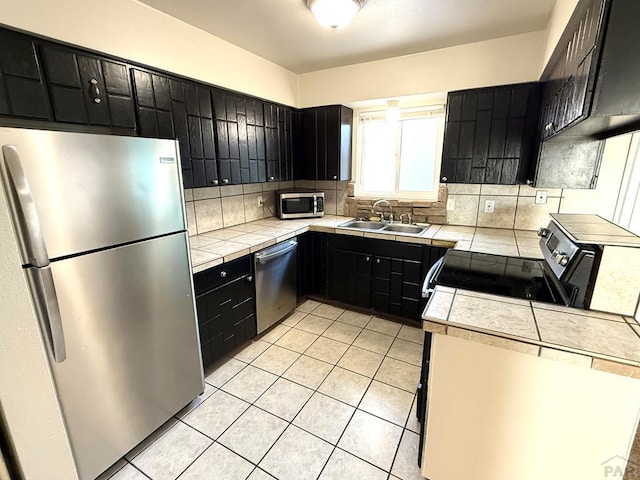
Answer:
[354,106,445,201]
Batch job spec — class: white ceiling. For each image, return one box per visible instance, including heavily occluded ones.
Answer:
[138,0,556,74]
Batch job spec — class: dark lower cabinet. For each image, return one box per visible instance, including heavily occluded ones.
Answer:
[328,235,447,322]
[297,232,329,299]
[194,256,256,369]
[39,43,135,129]
[0,29,51,120]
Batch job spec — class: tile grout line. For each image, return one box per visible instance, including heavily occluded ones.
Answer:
[131,301,423,480]
[317,311,410,479]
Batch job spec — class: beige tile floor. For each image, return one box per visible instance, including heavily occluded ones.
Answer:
[99,300,425,480]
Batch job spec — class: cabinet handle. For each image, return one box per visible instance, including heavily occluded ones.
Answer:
[269,176,275,181]
[90,78,101,104]
[212,179,219,186]
[220,271,227,278]
[376,258,380,264]
[366,256,370,262]
[222,178,229,184]
[526,180,533,185]
[441,176,448,182]
[333,175,337,180]
[247,276,253,282]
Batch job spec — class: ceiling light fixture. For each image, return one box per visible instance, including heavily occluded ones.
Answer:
[386,100,400,122]
[307,0,365,30]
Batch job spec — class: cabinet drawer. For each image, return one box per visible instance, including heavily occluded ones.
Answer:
[194,255,251,294]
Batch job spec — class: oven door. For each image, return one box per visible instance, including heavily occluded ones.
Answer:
[421,256,445,300]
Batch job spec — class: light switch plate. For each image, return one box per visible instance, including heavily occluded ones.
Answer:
[447,198,455,211]
[484,200,495,213]
[535,191,548,204]
[258,195,264,207]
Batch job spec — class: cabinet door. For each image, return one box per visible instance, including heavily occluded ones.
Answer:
[354,252,373,308]
[372,256,392,314]
[329,247,372,307]
[443,84,541,184]
[0,29,51,120]
[195,275,255,368]
[300,108,318,180]
[132,70,217,189]
[297,105,352,181]
[213,90,257,185]
[40,44,135,128]
[297,232,329,298]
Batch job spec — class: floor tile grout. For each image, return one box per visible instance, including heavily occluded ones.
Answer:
[127,299,424,480]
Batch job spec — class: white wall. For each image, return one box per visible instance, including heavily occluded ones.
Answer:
[298,31,547,107]
[0,0,298,106]
[541,0,580,74]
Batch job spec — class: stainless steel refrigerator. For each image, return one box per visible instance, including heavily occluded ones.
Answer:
[0,127,204,480]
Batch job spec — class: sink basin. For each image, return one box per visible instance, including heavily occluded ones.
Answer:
[338,219,428,236]
[383,224,427,235]
[338,220,386,230]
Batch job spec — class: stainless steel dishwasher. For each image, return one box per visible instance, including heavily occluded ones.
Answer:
[254,238,298,334]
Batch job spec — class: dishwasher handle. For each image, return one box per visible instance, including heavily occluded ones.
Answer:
[256,241,298,264]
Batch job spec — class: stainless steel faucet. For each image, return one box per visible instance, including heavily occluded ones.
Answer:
[400,213,413,224]
[372,199,393,222]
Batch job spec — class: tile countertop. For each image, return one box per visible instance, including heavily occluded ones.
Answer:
[188,216,545,273]
[423,285,640,378]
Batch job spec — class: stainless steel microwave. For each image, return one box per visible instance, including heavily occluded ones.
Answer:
[276,190,324,219]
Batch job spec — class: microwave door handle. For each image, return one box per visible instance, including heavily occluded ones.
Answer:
[26,267,66,363]
[1,145,50,267]
[313,195,317,216]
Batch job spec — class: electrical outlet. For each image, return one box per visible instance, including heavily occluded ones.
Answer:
[535,190,548,205]
[446,198,455,211]
[484,200,495,213]
[258,195,264,207]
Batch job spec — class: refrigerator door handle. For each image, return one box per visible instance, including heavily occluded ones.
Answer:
[26,267,66,363]
[1,145,50,267]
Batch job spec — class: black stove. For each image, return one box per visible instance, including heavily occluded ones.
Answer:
[422,219,600,308]
[434,250,561,303]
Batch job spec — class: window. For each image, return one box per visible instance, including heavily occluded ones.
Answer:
[356,107,444,200]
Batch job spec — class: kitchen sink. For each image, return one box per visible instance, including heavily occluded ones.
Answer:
[338,220,386,230]
[338,219,428,236]
[382,224,427,234]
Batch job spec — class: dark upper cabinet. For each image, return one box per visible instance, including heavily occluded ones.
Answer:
[212,91,294,185]
[212,89,257,185]
[0,29,51,120]
[539,0,640,140]
[298,105,353,181]
[534,0,640,189]
[39,43,135,129]
[441,83,542,185]
[132,69,218,189]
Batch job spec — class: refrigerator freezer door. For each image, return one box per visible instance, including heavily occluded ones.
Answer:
[32,232,203,480]
[0,128,185,263]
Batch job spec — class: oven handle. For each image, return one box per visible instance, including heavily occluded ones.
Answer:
[421,256,444,299]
